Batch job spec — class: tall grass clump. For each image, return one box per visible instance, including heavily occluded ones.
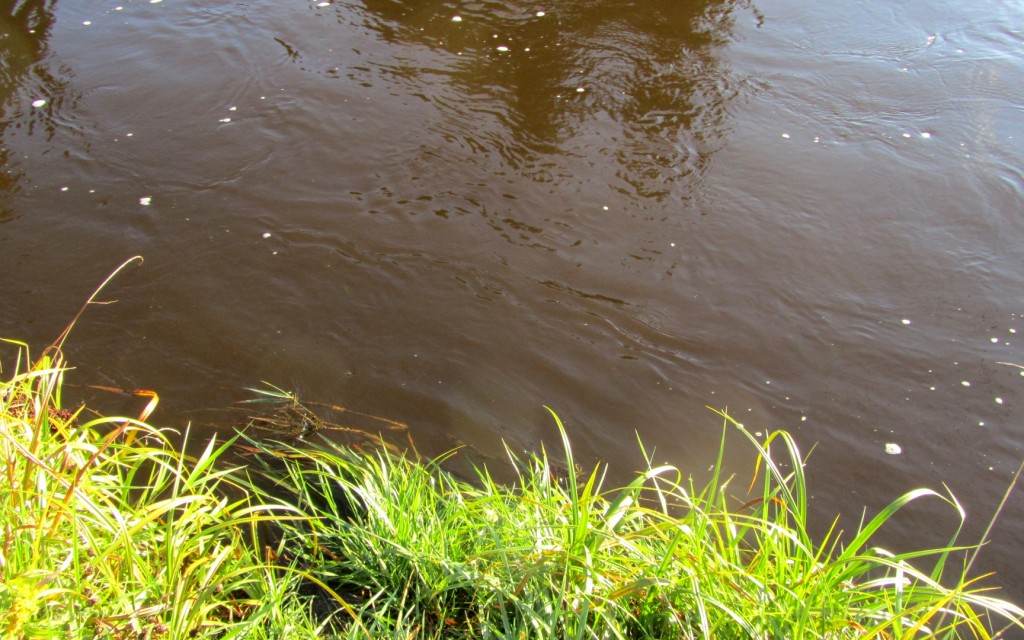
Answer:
[0,257,324,638]
[0,338,312,638]
[246,407,1024,639]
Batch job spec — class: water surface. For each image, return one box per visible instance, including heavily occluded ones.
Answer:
[2,0,1023,606]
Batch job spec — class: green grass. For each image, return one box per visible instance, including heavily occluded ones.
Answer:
[242,406,1024,639]
[2,260,1023,640]
[0,339,330,638]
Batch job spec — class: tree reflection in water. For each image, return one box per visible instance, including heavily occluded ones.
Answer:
[0,0,63,214]
[353,0,756,200]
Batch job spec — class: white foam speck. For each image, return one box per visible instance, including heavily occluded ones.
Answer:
[150,0,162,3]
[781,133,790,139]
[991,337,999,343]
[139,196,152,206]
[317,2,330,6]
[1010,328,1017,334]
[961,380,971,387]
[115,6,123,10]
[82,20,92,25]
[496,45,509,52]
[921,132,932,139]
[228,106,237,112]
[979,421,985,426]
[451,15,462,22]
[996,397,1004,405]
[126,132,133,137]
[262,232,272,239]
[576,87,585,93]
[60,187,68,192]
[800,416,807,421]
[901,318,911,325]
[885,443,902,455]
[536,10,546,16]
[902,132,911,138]
[219,117,231,123]
[31,99,46,108]
[929,386,936,391]
[602,205,609,211]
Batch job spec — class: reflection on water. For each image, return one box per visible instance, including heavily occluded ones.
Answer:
[0,1,55,98]
[341,0,749,199]
[0,0,56,209]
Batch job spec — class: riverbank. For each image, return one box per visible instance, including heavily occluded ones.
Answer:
[2,340,1022,638]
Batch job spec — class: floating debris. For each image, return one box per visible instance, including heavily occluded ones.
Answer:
[885,443,902,455]
[139,196,152,206]
[31,99,46,108]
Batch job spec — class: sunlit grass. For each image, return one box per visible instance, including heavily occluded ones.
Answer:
[0,339,321,638]
[2,252,1021,638]
[244,407,1024,639]
[3,337,1022,638]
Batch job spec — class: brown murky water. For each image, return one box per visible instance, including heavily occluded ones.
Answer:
[2,0,1024,606]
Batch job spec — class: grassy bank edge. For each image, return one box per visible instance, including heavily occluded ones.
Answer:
[2,339,1023,639]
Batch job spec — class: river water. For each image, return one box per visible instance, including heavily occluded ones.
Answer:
[2,0,1023,607]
